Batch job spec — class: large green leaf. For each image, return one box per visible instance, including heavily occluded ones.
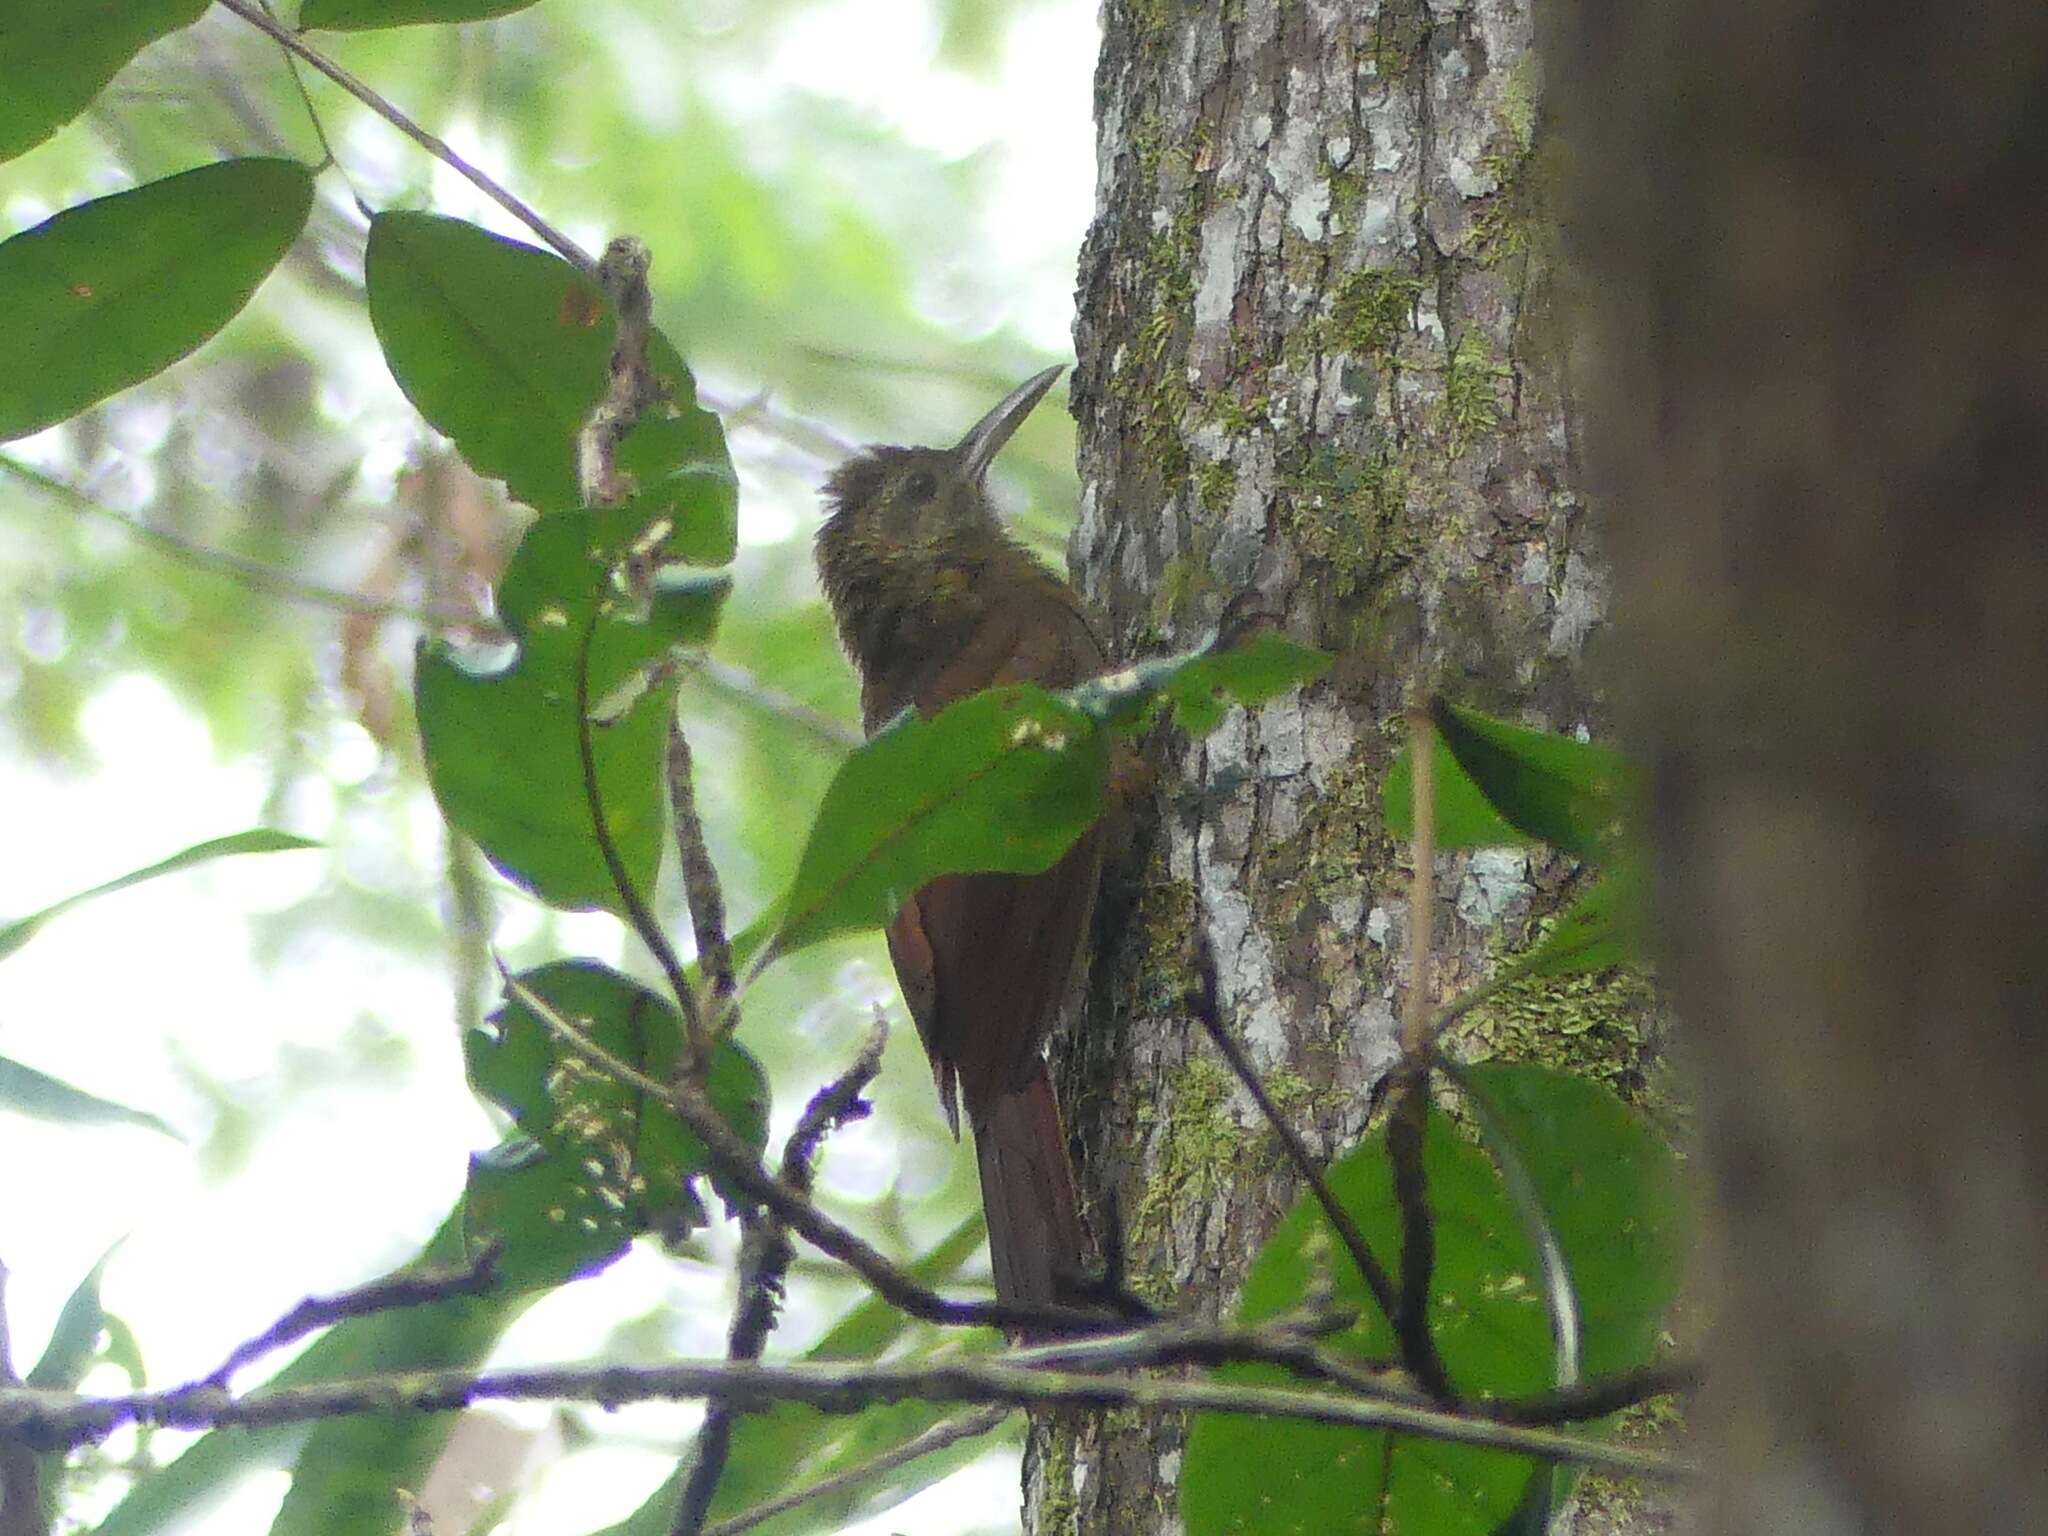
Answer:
[1457,1065,1685,1383]
[1182,1111,1553,1536]
[1457,1063,1687,1523]
[757,636,1330,966]
[0,828,317,963]
[301,0,542,28]
[0,0,211,164]
[599,1218,996,1536]
[466,960,770,1270]
[0,160,314,440]
[763,685,1110,963]
[1181,1074,1685,1536]
[417,515,729,913]
[0,1056,179,1139]
[1385,701,1632,861]
[365,211,735,560]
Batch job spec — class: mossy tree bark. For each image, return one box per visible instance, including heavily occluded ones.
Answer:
[1034,0,1653,1530]
[1549,3,2048,1531]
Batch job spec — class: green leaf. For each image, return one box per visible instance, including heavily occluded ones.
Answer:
[1457,1064,1688,1521]
[1383,729,1529,852]
[1386,701,1632,861]
[0,160,314,441]
[365,211,736,560]
[0,1055,179,1139]
[465,960,770,1274]
[1457,1065,1686,1383]
[0,828,319,963]
[417,515,729,913]
[25,1249,115,1390]
[1069,632,1333,735]
[1182,1110,1553,1536]
[599,1218,995,1536]
[765,685,1109,962]
[302,0,542,27]
[0,0,210,164]
[1507,867,1644,981]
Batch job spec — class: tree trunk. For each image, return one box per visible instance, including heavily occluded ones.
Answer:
[1547,4,2048,1532]
[1037,0,1649,1528]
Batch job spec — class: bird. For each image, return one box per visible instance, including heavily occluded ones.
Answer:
[815,365,1102,1312]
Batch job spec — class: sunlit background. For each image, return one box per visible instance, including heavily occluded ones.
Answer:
[0,1,1099,1529]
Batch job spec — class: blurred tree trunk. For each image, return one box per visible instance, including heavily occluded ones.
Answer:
[1035,1,1662,1529]
[1547,3,2048,1533]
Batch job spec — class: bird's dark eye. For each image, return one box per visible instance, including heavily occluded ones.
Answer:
[902,470,937,504]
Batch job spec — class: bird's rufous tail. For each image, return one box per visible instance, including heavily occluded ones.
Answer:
[974,1060,1084,1316]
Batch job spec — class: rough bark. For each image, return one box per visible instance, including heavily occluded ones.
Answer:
[1036,0,1649,1529]
[1548,4,2048,1533]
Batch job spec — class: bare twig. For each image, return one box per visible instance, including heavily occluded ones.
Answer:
[1388,703,1454,1400]
[0,1260,49,1536]
[699,1405,1011,1536]
[214,0,595,274]
[1384,1067,1451,1401]
[781,1014,888,1178]
[686,1032,883,1516]
[671,1022,887,1536]
[668,720,735,1022]
[0,1356,1690,1481]
[579,238,664,510]
[0,456,480,630]
[572,612,703,1051]
[494,972,1112,1338]
[1483,1359,1702,1427]
[250,0,358,201]
[1401,701,1437,1061]
[199,1247,500,1389]
[683,656,862,752]
[1186,935,1400,1327]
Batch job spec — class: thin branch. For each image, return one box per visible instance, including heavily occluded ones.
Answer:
[0,456,479,630]
[579,238,664,510]
[214,0,595,275]
[198,1246,499,1389]
[1483,1359,1703,1427]
[0,1260,49,1536]
[252,0,357,200]
[682,656,863,752]
[699,1405,1011,1536]
[0,1357,1691,1482]
[1385,1068,1452,1401]
[1388,702,1455,1400]
[1401,701,1437,1060]
[672,1023,887,1536]
[495,971,1115,1338]
[1186,934,1400,1327]
[668,719,735,1022]
[572,611,703,1051]
[781,1014,888,1178]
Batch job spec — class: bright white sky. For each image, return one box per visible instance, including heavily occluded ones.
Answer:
[0,2,1100,1530]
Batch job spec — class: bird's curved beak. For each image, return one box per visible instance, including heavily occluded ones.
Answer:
[954,365,1064,482]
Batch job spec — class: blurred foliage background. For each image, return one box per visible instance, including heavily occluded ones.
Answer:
[0,1,1097,1529]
